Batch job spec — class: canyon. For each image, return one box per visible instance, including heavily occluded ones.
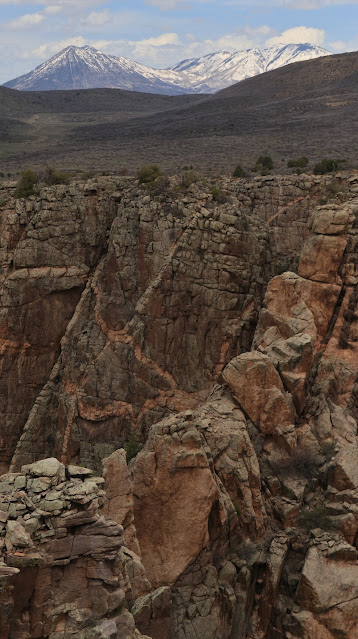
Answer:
[0,171,357,638]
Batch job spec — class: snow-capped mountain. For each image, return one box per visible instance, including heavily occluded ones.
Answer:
[169,43,330,92]
[3,43,330,94]
[3,45,192,95]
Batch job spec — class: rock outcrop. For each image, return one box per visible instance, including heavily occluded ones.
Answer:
[0,458,151,639]
[1,172,358,638]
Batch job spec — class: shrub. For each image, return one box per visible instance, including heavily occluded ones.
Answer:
[40,165,68,185]
[137,163,162,185]
[211,185,226,203]
[321,439,337,461]
[273,447,322,480]
[233,164,246,178]
[252,155,274,174]
[287,157,308,169]
[79,170,94,180]
[146,175,171,196]
[181,169,198,189]
[0,171,4,178]
[313,158,338,175]
[299,505,333,532]
[118,166,129,176]
[14,169,38,199]
[125,431,142,462]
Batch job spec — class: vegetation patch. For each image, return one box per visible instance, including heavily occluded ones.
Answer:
[272,447,323,481]
[313,158,338,175]
[14,168,38,199]
[14,166,68,199]
[125,431,142,462]
[232,164,246,178]
[287,157,308,169]
[137,163,162,185]
[211,184,227,203]
[252,155,274,175]
[299,505,334,532]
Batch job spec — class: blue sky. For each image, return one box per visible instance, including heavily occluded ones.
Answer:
[0,0,358,83]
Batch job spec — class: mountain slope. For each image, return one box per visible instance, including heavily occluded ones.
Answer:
[3,45,195,95]
[1,51,357,173]
[3,43,329,94]
[169,43,329,91]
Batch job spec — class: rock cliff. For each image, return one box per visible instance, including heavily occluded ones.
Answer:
[0,172,357,638]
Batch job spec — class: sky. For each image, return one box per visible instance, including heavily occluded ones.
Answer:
[0,0,358,83]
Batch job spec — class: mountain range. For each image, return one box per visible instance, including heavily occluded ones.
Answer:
[3,43,329,94]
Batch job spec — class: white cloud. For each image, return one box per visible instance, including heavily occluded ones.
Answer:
[129,32,182,64]
[266,26,326,47]
[144,0,191,8]
[136,32,180,47]
[280,0,358,7]
[7,12,45,29]
[31,36,87,58]
[44,5,63,15]
[82,9,112,26]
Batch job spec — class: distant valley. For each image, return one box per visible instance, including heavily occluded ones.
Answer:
[0,51,357,175]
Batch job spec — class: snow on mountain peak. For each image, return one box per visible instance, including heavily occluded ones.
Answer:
[3,42,330,94]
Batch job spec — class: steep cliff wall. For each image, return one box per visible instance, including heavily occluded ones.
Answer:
[0,173,338,471]
[1,172,357,639]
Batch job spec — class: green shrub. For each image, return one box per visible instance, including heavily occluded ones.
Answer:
[299,505,333,531]
[125,431,142,462]
[79,170,94,180]
[0,171,4,178]
[146,175,171,196]
[287,157,308,169]
[211,185,226,203]
[252,155,274,174]
[137,164,162,185]
[40,165,68,185]
[313,158,338,175]
[233,164,246,178]
[181,169,198,188]
[14,169,38,199]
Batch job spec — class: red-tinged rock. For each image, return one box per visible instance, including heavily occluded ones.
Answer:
[132,415,220,588]
[223,352,295,434]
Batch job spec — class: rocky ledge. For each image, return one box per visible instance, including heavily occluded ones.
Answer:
[0,457,151,639]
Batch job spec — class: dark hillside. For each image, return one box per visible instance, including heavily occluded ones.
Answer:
[1,51,358,172]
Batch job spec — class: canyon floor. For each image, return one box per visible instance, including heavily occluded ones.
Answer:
[0,171,357,638]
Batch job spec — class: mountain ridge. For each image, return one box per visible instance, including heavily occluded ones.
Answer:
[3,42,329,94]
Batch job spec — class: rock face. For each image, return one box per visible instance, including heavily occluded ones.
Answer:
[0,459,150,639]
[0,173,334,472]
[1,172,358,638]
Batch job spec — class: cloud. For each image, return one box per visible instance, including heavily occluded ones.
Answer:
[44,5,63,14]
[0,0,103,5]
[31,36,87,58]
[144,0,191,8]
[81,9,112,26]
[266,26,326,47]
[280,0,358,7]
[135,32,180,47]
[7,12,45,29]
